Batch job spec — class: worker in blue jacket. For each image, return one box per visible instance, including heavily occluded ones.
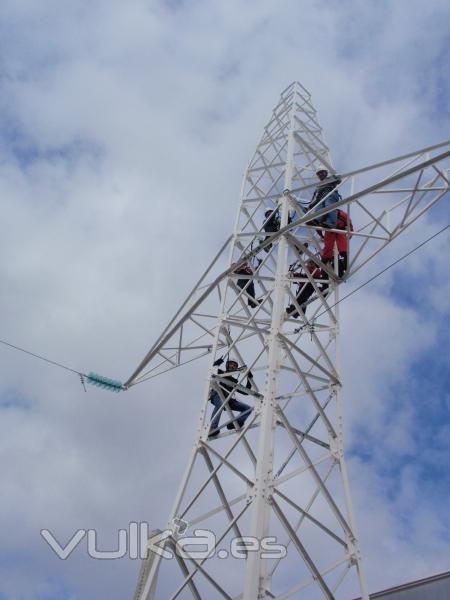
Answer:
[309,169,342,228]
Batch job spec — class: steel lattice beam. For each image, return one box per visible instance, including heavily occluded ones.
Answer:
[132,82,450,600]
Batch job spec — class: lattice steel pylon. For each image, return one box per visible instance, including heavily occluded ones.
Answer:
[129,82,450,599]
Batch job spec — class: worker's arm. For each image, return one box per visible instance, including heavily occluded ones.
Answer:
[244,370,254,393]
[309,189,319,209]
[234,370,254,396]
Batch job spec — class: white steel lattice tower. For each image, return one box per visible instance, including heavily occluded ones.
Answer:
[130,82,450,599]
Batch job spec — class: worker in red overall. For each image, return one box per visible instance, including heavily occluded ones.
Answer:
[321,209,353,277]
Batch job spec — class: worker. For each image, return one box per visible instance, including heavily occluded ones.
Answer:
[262,207,293,252]
[209,357,253,437]
[233,262,261,308]
[321,209,353,277]
[286,259,329,318]
[309,169,342,228]
[262,208,281,252]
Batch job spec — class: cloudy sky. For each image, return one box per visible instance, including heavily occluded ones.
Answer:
[0,0,450,598]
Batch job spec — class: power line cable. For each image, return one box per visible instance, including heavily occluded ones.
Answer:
[133,223,450,385]
[0,337,85,376]
[0,337,123,392]
[0,224,447,386]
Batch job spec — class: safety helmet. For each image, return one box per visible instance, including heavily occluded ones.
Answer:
[226,360,238,371]
[265,209,274,217]
[316,169,328,178]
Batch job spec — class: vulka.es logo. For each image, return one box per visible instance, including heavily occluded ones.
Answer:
[41,523,162,560]
[41,522,287,561]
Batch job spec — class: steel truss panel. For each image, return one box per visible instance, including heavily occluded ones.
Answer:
[131,82,450,600]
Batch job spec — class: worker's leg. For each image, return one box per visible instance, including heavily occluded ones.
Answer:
[286,283,314,318]
[286,303,300,318]
[322,232,337,262]
[319,281,330,300]
[237,278,259,308]
[246,281,259,307]
[227,398,252,428]
[338,252,348,277]
[296,282,315,308]
[209,391,224,432]
[236,278,246,294]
